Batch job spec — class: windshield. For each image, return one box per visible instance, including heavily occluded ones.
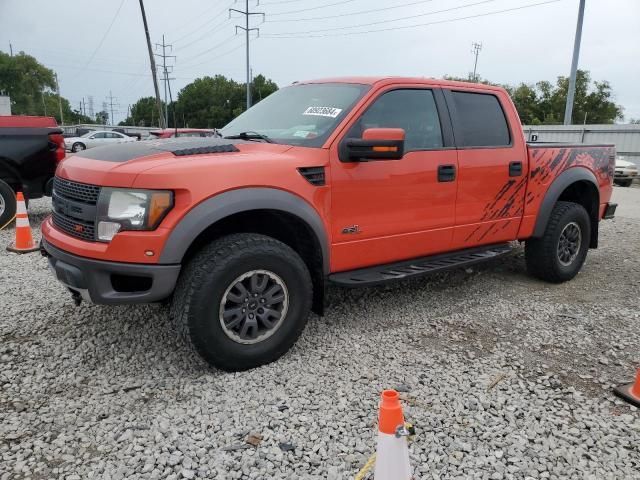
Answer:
[81,132,95,138]
[220,83,369,147]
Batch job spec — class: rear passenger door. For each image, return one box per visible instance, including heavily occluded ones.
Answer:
[444,89,528,249]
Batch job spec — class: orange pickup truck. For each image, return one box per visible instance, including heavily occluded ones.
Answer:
[42,77,617,370]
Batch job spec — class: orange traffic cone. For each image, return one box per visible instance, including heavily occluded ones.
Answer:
[374,390,413,480]
[613,368,640,408]
[7,192,39,254]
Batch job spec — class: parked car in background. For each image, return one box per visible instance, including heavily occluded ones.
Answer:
[42,77,617,371]
[149,128,218,139]
[0,116,65,226]
[65,130,137,152]
[614,156,638,187]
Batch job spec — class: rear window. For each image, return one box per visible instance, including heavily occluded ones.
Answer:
[451,91,510,147]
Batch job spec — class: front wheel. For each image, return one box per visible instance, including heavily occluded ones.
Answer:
[170,233,312,371]
[525,201,590,283]
[71,142,86,153]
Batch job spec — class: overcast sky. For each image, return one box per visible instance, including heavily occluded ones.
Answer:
[1,0,638,124]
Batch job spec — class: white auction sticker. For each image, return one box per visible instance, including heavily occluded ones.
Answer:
[302,106,343,118]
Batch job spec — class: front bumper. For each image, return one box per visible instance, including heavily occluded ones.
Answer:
[42,238,181,304]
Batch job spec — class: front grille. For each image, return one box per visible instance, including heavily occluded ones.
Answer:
[52,212,96,241]
[53,177,101,204]
[51,177,100,241]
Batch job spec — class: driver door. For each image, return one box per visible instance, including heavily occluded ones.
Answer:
[329,87,458,272]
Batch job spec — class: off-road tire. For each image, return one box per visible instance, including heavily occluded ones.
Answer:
[0,181,16,228]
[525,201,590,283]
[170,233,312,371]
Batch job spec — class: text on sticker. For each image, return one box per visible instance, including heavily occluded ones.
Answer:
[302,106,343,118]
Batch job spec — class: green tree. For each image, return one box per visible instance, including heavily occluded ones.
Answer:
[95,110,109,125]
[0,51,56,116]
[120,96,165,127]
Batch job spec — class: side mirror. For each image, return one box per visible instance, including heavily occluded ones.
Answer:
[339,128,405,162]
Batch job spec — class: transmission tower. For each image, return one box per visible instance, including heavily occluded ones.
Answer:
[155,35,176,127]
[105,92,119,126]
[470,42,482,83]
[230,0,264,110]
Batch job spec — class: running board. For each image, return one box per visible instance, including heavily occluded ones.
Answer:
[329,243,512,287]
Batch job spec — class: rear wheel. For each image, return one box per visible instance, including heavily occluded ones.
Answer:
[615,179,632,187]
[525,201,590,283]
[71,142,86,153]
[170,233,312,371]
[0,181,16,228]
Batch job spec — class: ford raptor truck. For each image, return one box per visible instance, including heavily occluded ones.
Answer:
[41,77,617,371]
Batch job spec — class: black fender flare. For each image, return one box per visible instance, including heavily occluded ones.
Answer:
[159,187,330,273]
[532,167,600,238]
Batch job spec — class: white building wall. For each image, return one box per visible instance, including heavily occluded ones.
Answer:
[0,95,11,115]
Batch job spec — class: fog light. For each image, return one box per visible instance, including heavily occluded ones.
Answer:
[97,221,121,241]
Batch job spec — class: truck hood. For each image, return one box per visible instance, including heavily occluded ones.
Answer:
[56,137,295,187]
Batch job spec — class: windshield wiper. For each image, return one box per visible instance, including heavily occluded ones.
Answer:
[224,131,275,143]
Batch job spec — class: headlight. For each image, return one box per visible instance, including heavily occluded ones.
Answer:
[96,188,173,241]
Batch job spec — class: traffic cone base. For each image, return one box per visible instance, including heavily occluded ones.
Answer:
[6,192,39,254]
[374,390,412,480]
[613,369,640,408]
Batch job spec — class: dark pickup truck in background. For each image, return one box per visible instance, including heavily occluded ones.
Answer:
[0,116,65,226]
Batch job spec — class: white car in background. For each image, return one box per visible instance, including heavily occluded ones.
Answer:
[614,156,638,187]
[65,130,137,153]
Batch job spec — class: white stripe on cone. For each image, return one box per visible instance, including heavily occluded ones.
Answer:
[374,431,412,480]
[16,217,31,228]
[16,201,27,215]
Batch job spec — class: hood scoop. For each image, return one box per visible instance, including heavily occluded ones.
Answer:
[77,137,249,163]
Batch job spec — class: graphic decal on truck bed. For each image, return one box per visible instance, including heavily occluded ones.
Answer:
[465,145,614,243]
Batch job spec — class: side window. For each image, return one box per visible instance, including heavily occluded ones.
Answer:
[93,132,107,139]
[450,91,510,147]
[347,89,443,151]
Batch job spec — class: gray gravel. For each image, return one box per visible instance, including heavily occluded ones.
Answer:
[1,193,639,480]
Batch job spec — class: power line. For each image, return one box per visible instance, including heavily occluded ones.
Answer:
[268,0,358,16]
[177,34,240,67]
[171,1,235,42]
[176,17,232,50]
[262,0,563,38]
[266,0,499,35]
[73,0,126,79]
[179,41,246,70]
[230,0,265,110]
[266,0,437,22]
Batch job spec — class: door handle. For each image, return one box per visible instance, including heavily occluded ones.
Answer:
[509,161,523,177]
[437,164,456,182]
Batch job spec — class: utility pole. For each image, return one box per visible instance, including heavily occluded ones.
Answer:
[155,35,176,127]
[230,0,264,110]
[54,73,64,125]
[9,43,13,56]
[138,0,165,128]
[88,96,94,119]
[564,0,586,125]
[106,91,118,126]
[470,42,482,82]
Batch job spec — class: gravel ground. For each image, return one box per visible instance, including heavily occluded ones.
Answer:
[1,192,639,480]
